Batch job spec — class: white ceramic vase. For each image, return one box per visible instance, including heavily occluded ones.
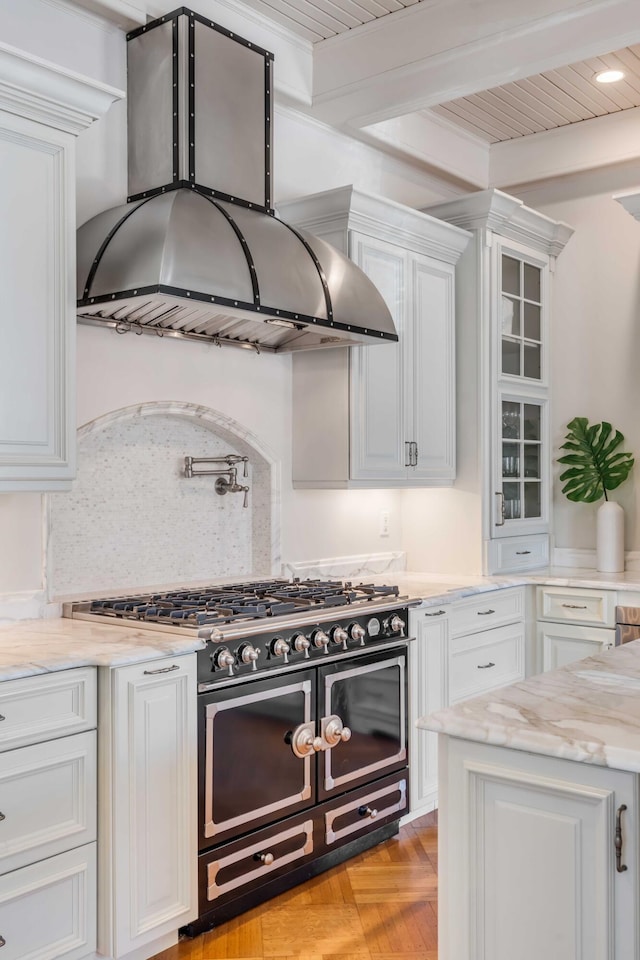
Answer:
[596,500,625,573]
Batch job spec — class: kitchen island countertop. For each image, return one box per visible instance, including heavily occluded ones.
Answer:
[420,638,640,773]
[0,617,205,681]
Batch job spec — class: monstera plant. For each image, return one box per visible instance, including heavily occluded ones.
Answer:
[558,417,634,502]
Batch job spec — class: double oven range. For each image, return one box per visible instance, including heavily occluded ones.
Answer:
[68,578,416,934]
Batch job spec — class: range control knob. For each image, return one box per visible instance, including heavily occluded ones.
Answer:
[270,637,290,664]
[238,643,261,671]
[213,647,235,676]
[292,633,311,659]
[330,626,349,650]
[312,629,330,653]
[349,623,366,646]
[386,614,406,635]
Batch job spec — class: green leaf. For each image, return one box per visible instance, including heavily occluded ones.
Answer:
[557,418,634,503]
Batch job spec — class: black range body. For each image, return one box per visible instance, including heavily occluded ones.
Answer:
[66,577,414,933]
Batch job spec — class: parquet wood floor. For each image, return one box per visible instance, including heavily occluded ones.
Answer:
[152,812,438,960]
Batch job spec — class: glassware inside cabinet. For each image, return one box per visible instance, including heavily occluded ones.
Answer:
[500,400,543,522]
[500,255,542,381]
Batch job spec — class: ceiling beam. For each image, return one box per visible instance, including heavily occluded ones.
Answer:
[490,106,640,189]
[310,0,640,127]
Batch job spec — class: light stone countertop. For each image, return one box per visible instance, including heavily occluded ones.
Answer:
[0,618,205,682]
[419,640,640,773]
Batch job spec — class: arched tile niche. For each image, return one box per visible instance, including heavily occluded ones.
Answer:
[47,402,280,598]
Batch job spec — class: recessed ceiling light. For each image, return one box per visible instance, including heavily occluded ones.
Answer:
[595,69,625,84]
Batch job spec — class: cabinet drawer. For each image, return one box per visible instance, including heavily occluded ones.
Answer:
[536,586,616,627]
[204,818,314,905]
[449,588,524,638]
[0,668,96,752]
[449,623,525,704]
[0,730,96,875]
[486,535,549,573]
[0,842,96,960]
[325,776,407,845]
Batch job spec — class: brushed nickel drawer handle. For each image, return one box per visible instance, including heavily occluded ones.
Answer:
[0,935,5,947]
[477,662,496,669]
[0,715,5,722]
[0,813,5,822]
[616,804,628,873]
[425,609,446,617]
[477,609,495,616]
[515,550,531,555]
[143,664,180,675]
[561,603,588,610]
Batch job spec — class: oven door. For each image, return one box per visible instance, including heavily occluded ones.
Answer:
[199,669,316,847]
[317,646,408,800]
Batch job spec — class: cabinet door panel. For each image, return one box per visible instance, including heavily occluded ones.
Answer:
[111,655,197,957]
[0,112,74,488]
[411,256,456,481]
[408,610,448,816]
[349,234,408,481]
[539,622,615,672]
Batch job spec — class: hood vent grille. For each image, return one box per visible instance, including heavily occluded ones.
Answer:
[76,7,397,353]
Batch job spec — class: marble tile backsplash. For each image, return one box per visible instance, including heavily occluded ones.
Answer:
[48,409,274,598]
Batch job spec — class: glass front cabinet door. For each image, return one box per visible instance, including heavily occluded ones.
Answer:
[495,395,548,536]
[493,240,550,539]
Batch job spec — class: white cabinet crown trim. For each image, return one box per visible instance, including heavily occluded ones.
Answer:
[0,41,124,134]
[278,185,471,264]
[425,188,574,258]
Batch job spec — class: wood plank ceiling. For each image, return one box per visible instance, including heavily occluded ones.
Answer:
[241,0,421,42]
[430,46,640,142]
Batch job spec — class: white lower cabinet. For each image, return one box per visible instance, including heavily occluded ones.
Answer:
[439,737,638,960]
[408,588,525,818]
[0,843,97,960]
[537,586,617,672]
[0,668,97,960]
[99,654,198,959]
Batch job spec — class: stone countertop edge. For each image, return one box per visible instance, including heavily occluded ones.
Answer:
[0,618,205,682]
[418,640,640,774]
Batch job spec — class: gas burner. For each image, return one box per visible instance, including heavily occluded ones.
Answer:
[85,578,401,629]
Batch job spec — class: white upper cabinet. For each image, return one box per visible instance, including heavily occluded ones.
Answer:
[0,45,122,490]
[280,187,470,488]
[426,190,573,572]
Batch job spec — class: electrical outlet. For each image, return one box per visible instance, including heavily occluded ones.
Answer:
[379,511,390,538]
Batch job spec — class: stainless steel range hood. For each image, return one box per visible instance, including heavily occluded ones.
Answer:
[76,8,397,353]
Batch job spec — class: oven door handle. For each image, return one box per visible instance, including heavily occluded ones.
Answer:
[289,722,325,758]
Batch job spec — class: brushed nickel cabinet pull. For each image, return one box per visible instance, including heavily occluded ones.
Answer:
[562,603,588,610]
[0,813,5,822]
[143,664,180,675]
[477,609,495,616]
[0,715,5,722]
[515,550,531,555]
[477,662,496,669]
[616,804,628,873]
[495,491,505,526]
[0,935,5,947]
[405,441,412,468]
[425,609,446,617]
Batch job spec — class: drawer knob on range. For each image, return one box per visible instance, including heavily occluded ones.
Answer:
[271,638,290,664]
[239,643,261,671]
[312,629,330,653]
[331,626,349,649]
[358,805,378,820]
[213,648,236,677]
[386,614,405,635]
[349,623,366,645]
[292,633,311,659]
[254,851,275,866]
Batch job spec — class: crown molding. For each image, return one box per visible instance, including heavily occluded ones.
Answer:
[0,41,124,135]
[425,188,574,258]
